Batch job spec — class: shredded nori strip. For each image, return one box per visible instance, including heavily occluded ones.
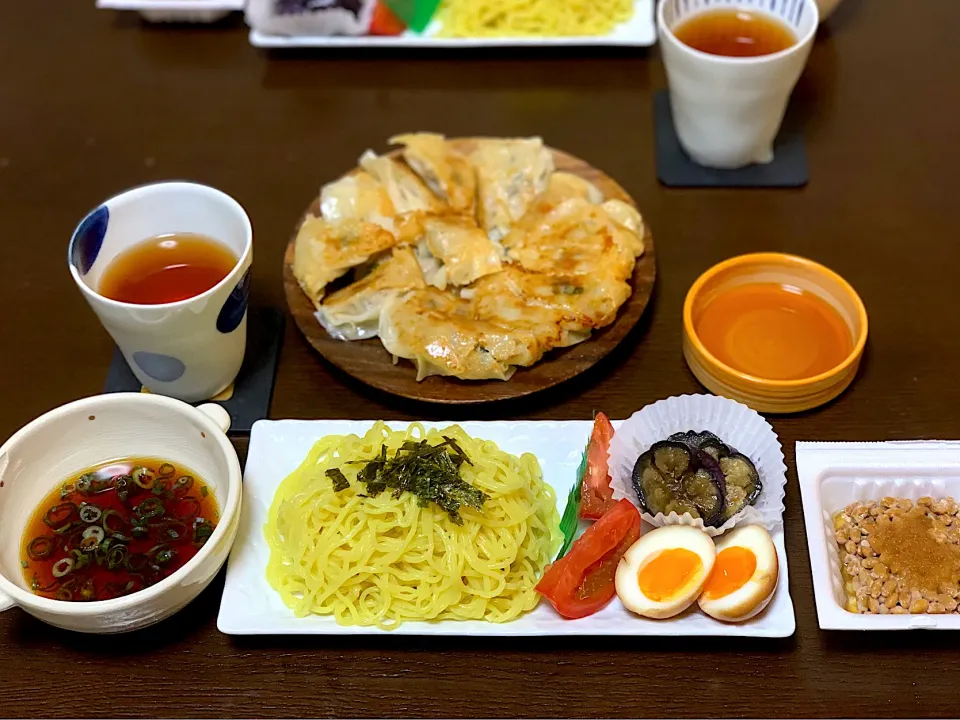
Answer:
[331,436,488,525]
[325,468,350,492]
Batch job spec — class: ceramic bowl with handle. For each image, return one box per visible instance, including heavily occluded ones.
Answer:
[0,393,242,633]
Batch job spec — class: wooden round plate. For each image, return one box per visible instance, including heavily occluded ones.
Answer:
[283,140,656,404]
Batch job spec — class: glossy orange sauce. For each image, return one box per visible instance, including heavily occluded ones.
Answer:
[702,546,757,599]
[673,9,796,57]
[695,283,853,381]
[638,548,703,601]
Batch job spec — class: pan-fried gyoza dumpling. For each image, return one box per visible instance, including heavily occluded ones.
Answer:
[319,171,396,232]
[378,288,549,381]
[422,216,502,289]
[470,137,554,242]
[468,268,581,349]
[359,150,446,214]
[315,246,425,341]
[543,172,604,204]
[292,216,397,309]
[601,199,645,248]
[472,265,631,338]
[389,133,477,214]
[502,197,643,281]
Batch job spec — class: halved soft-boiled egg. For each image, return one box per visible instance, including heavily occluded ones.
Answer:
[615,525,716,619]
[698,524,778,622]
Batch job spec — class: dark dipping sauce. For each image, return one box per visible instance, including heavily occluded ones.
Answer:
[20,458,219,602]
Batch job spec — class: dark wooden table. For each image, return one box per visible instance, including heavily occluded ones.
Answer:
[1,1,958,717]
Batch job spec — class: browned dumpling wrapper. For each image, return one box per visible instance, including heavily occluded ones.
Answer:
[292,216,397,309]
[389,133,477,215]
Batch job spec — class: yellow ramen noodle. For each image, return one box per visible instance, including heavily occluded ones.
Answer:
[264,422,561,629]
[436,0,634,37]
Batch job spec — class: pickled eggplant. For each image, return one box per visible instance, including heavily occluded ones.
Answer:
[636,431,762,526]
[632,441,724,526]
[719,452,762,520]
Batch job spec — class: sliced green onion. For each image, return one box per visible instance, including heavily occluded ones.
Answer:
[126,554,148,573]
[80,578,96,601]
[174,475,195,491]
[200,485,209,498]
[70,548,91,569]
[106,545,128,570]
[132,467,154,489]
[79,536,99,552]
[27,535,56,560]
[101,509,126,536]
[82,525,105,544]
[158,463,176,478]
[43,502,77,528]
[75,473,96,493]
[54,587,73,601]
[20,560,28,569]
[59,483,75,499]
[155,549,175,565]
[78,505,102,523]
[31,574,58,592]
[135,497,164,519]
[52,557,75,578]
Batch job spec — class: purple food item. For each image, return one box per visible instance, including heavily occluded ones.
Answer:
[247,0,375,36]
[632,441,725,527]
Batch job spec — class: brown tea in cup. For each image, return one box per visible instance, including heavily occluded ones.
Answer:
[673,9,797,58]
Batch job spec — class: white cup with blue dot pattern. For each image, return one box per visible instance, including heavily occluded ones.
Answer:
[69,182,253,403]
[658,0,819,169]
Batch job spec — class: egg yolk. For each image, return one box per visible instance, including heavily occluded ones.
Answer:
[702,546,757,599]
[637,548,703,601]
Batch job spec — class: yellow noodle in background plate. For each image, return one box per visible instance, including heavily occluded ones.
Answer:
[264,422,561,630]
[436,0,635,38]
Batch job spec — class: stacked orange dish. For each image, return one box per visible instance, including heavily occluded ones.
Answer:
[683,252,868,413]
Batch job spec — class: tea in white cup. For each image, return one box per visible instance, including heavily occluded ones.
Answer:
[658,0,819,169]
[69,182,253,402]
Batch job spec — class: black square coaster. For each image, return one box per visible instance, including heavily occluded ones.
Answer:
[104,306,284,436]
[654,90,808,188]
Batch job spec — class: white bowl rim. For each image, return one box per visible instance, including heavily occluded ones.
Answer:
[0,392,242,615]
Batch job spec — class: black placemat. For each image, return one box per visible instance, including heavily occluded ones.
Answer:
[654,90,808,188]
[104,306,284,436]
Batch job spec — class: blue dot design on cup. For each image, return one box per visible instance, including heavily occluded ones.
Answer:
[217,268,251,334]
[70,205,109,275]
[133,351,186,383]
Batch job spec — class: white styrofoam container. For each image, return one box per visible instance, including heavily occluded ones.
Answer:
[218,419,795,636]
[797,441,960,630]
[248,0,655,48]
[96,0,243,23]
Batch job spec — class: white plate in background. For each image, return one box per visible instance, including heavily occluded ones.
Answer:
[96,0,243,22]
[248,0,656,48]
[798,441,960,630]
[218,419,795,636]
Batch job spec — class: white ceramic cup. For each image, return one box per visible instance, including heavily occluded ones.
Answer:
[69,182,253,403]
[658,0,819,169]
[0,393,242,633]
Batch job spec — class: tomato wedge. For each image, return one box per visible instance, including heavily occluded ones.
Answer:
[369,1,406,36]
[579,412,617,520]
[536,499,641,619]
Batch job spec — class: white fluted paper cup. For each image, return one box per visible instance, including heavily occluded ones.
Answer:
[609,394,786,536]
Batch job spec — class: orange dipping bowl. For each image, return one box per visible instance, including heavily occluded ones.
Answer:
[683,253,868,414]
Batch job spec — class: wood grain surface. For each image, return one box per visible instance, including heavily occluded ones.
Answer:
[283,141,657,403]
[2,0,960,717]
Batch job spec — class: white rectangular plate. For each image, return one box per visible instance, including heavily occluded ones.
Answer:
[798,440,960,630]
[97,0,243,10]
[248,0,655,48]
[219,419,794,636]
